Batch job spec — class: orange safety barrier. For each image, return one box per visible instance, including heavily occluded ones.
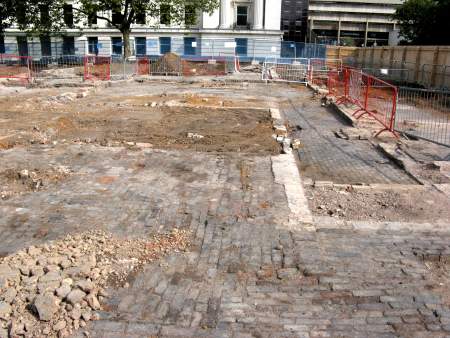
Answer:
[309,58,343,87]
[136,57,150,75]
[181,57,227,77]
[0,54,32,83]
[327,67,398,138]
[83,55,111,81]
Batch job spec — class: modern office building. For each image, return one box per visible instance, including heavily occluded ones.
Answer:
[307,0,404,46]
[281,0,309,42]
[1,0,283,59]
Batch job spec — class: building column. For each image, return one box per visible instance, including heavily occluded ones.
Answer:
[337,19,341,45]
[309,19,314,43]
[219,0,229,29]
[364,21,369,47]
[253,0,264,30]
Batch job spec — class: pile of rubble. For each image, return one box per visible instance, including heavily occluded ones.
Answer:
[0,166,72,200]
[270,108,302,153]
[0,229,190,337]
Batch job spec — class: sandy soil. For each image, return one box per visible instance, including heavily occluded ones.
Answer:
[0,88,279,154]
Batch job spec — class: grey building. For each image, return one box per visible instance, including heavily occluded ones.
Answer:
[308,0,404,46]
[281,0,309,42]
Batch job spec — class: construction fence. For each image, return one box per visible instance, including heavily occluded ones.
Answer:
[395,87,450,146]
[327,67,398,138]
[314,65,449,146]
[1,50,448,147]
[355,46,450,90]
[261,58,343,85]
[2,39,326,63]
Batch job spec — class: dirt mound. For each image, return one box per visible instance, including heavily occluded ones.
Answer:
[154,53,182,74]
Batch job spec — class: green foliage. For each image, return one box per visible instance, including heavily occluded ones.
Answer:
[0,0,17,33]
[1,0,218,34]
[395,0,450,45]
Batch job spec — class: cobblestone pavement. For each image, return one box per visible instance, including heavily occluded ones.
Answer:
[84,226,450,338]
[0,144,288,255]
[281,92,416,185]
[1,82,450,337]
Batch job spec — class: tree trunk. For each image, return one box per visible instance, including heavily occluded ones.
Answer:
[122,28,131,58]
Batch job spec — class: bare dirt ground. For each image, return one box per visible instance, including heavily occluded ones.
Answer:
[0,165,72,200]
[0,87,279,154]
[306,185,450,222]
[1,80,450,338]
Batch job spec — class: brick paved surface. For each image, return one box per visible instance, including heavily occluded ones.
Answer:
[0,144,289,255]
[1,83,449,338]
[281,93,416,185]
[82,226,450,338]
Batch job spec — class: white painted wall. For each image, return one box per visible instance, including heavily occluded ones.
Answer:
[264,0,282,30]
[203,9,220,29]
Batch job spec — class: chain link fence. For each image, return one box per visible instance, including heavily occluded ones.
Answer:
[350,60,450,90]
[1,38,326,81]
[395,87,450,146]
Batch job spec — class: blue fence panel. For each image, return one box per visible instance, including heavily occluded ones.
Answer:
[281,42,327,59]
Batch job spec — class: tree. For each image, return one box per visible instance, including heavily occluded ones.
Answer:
[80,0,218,57]
[2,0,218,56]
[394,0,450,45]
[0,0,16,34]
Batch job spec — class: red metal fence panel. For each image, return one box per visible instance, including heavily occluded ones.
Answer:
[83,55,111,81]
[181,57,227,77]
[0,54,32,83]
[309,58,343,87]
[327,67,398,137]
[136,57,150,75]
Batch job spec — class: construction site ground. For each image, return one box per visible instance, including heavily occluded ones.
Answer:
[0,79,450,338]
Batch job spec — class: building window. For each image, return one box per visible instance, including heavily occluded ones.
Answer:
[236,6,248,26]
[16,2,27,26]
[62,36,75,55]
[235,38,247,56]
[160,5,171,25]
[17,37,28,56]
[135,11,146,24]
[40,5,50,26]
[40,36,52,56]
[159,37,171,55]
[184,37,196,56]
[0,36,5,54]
[111,37,122,55]
[88,11,97,25]
[112,10,122,25]
[88,37,98,55]
[63,4,74,27]
[135,37,146,55]
[185,5,196,26]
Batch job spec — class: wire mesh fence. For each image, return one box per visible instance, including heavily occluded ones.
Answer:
[262,58,310,83]
[3,39,326,61]
[351,60,450,90]
[2,38,326,82]
[326,67,398,137]
[30,56,84,80]
[395,87,450,146]
[0,54,32,83]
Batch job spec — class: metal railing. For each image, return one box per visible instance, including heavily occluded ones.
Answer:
[395,87,450,146]
[30,56,84,79]
[352,60,450,90]
[3,39,326,62]
[327,67,398,137]
[0,54,32,83]
[262,58,310,83]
